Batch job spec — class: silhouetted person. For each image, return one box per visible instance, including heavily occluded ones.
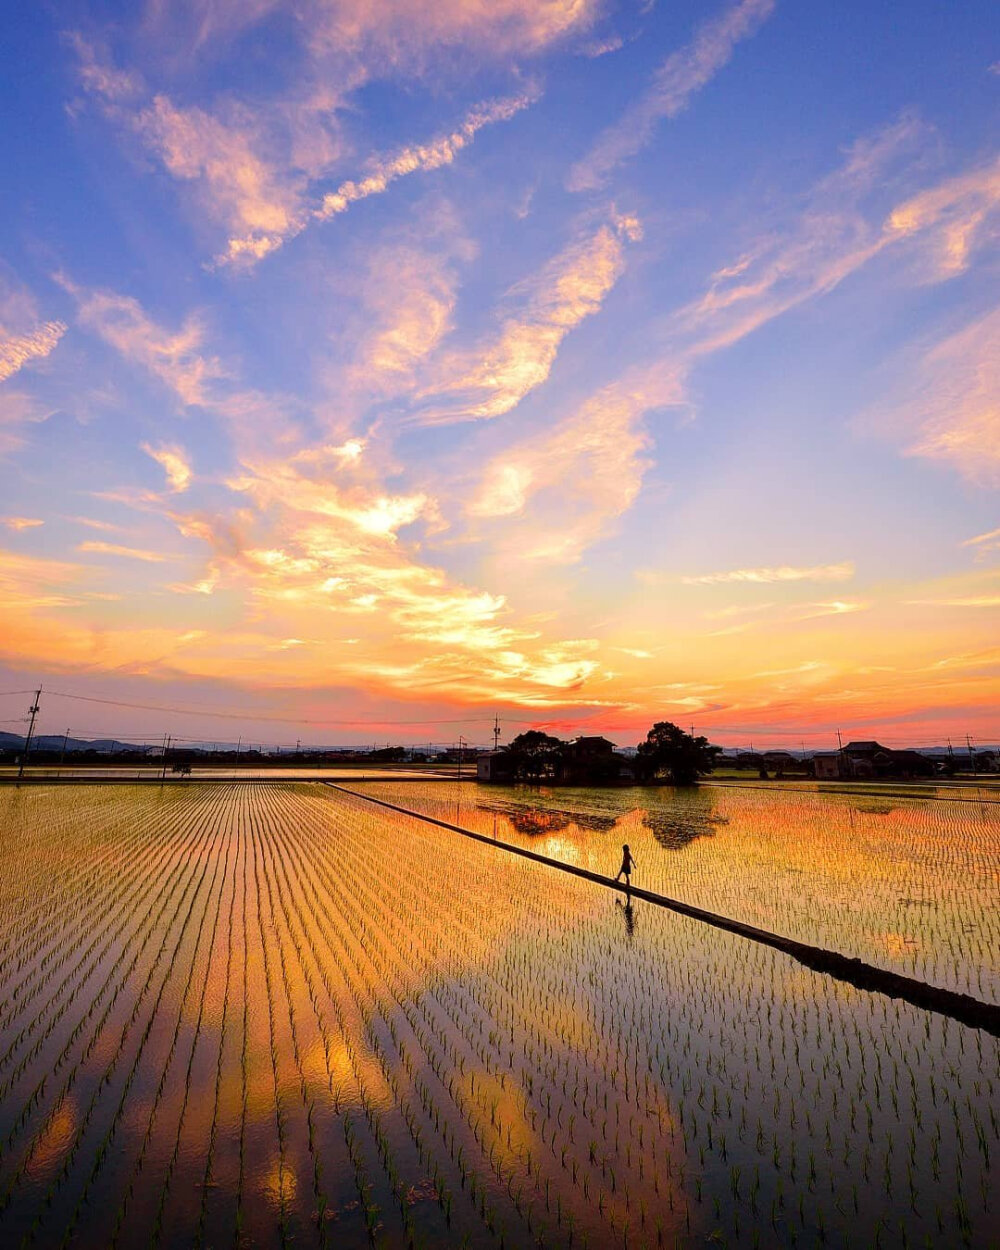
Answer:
[615,843,637,889]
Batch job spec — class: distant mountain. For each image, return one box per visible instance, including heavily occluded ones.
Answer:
[0,732,148,754]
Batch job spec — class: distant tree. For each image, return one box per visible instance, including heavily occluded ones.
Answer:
[506,731,565,780]
[633,722,720,786]
[369,746,407,762]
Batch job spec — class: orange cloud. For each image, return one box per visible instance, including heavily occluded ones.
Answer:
[350,243,463,387]
[679,562,855,585]
[137,94,307,265]
[304,0,597,63]
[1,516,44,531]
[0,321,66,383]
[469,362,682,562]
[141,442,194,492]
[77,541,173,562]
[1,275,67,383]
[418,213,641,424]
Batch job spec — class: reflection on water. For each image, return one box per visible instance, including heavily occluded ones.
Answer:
[615,896,637,940]
[358,778,1000,1004]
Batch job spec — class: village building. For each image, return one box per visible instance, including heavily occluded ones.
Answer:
[476,751,515,782]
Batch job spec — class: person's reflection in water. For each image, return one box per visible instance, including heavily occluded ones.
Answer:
[616,897,637,940]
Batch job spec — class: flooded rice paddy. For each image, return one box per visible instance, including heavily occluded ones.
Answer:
[357,780,1000,1006]
[0,781,996,1248]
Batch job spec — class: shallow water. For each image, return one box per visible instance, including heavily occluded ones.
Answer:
[0,783,996,1248]
[356,779,1000,1006]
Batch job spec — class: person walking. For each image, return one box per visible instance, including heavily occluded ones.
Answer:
[615,843,637,889]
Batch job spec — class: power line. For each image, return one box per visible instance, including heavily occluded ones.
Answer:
[35,689,538,728]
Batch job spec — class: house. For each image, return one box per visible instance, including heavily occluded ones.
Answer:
[476,751,514,782]
[812,751,844,780]
[812,742,936,780]
[842,741,887,778]
[556,736,624,784]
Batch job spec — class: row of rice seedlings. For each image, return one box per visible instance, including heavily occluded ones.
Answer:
[0,788,219,1183]
[284,786,504,1245]
[0,800,186,1095]
[233,788,251,1246]
[251,791,337,1246]
[254,783,448,1247]
[245,799,294,1247]
[1,791,230,1242]
[0,787,147,963]
[109,799,239,1246]
[289,790,574,1244]
[31,794,234,1249]
[194,789,245,1247]
[0,788,181,1016]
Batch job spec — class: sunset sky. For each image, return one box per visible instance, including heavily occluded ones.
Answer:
[1,0,997,749]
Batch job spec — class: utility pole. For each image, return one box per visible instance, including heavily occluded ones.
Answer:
[160,734,171,782]
[967,734,977,778]
[236,736,242,767]
[493,714,501,752]
[17,688,42,780]
[59,727,71,769]
[457,735,466,781]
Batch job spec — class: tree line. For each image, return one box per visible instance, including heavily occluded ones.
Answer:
[502,722,720,785]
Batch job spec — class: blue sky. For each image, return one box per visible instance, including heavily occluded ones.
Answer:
[1,0,997,747]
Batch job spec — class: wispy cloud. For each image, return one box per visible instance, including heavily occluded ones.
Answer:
[672,133,1000,366]
[1,275,67,382]
[312,92,535,224]
[144,0,597,68]
[137,94,308,267]
[902,306,1000,485]
[961,526,1000,560]
[568,0,775,192]
[350,241,464,389]
[962,526,1000,547]
[0,321,67,383]
[469,362,682,562]
[73,36,535,270]
[141,442,194,492]
[417,213,641,425]
[64,280,224,406]
[906,595,1000,608]
[65,515,126,533]
[77,540,172,562]
[219,89,534,265]
[680,561,855,585]
[1,516,44,531]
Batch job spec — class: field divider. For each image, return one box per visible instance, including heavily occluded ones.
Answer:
[325,783,1000,1040]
